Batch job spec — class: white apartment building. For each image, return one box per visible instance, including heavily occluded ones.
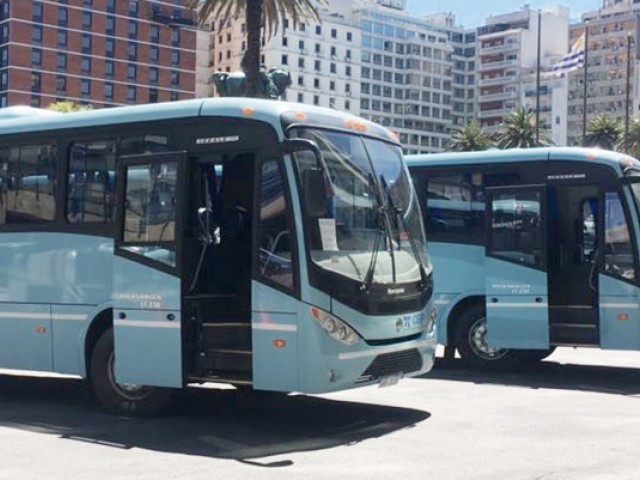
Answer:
[567,0,640,145]
[208,0,361,113]
[475,6,569,142]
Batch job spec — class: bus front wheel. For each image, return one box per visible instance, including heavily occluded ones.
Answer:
[455,305,515,368]
[90,328,172,416]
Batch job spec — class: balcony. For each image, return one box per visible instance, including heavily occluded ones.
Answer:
[478,75,513,87]
[477,107,512,119]
[478,90,519,102]
[478,59,518,72]
[481,42,519,55]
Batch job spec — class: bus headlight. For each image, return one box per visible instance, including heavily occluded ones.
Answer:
[310,307,360,346]
[425,308,437,334]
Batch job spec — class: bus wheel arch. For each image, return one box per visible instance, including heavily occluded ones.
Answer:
[446,296,483,348]
[84,308,113,383]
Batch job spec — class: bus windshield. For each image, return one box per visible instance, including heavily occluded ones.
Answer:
[291,128,430,286]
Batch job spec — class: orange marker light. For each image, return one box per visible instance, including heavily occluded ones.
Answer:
[617,313,629,321]
[343,119,367,133]
[242,107,255,116]
[272,339,286,348]
[294,111,307,121]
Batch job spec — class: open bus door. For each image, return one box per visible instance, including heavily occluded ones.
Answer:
[112,152,188,388]
[485,185,550,350]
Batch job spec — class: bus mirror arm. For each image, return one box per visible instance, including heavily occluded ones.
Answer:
[282,139,323,167]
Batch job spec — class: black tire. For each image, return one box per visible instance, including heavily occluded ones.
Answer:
[90,328,172,416]
[454,304,520,368]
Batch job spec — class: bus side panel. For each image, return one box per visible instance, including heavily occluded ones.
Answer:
[51,304,99,376]
[599,274,640,350]
[251,281,298,392]
[429,242,485,343]
[113,257,183,388]
[0,303,52,371]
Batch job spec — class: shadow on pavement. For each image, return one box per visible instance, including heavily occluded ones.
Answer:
[419,358,640,396]
[0,374,429,465]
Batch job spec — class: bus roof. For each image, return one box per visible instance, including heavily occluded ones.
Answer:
[405,147,640,175]
[0,97,398,144]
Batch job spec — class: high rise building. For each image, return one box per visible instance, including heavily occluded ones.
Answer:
[475,6,569,142]
[567,1,640,145]
[0,0,197,109]
[209,0,361,113]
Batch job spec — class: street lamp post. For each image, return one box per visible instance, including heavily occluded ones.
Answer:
[626,32,634,144]
[582,20,590,145]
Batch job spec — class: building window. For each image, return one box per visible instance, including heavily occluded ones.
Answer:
[127,64,137,80]
[104,60,114,77]
[314,78,319,88]
[150,25,160,43]
[346,66,352,77]
[82,34,92,53]
[150,46,159,62]
[345,100,350,110]
[56,75,66,92]
[0,71,7,90]
[33,2,43,22]
[67,141,117,224]
[106,16,115,35]
[33,26,43,44]
[298,75,304,86]
[149,88,158,103]
[171,71,179,86]
[128,0,138,17]
[57,52,67,70]
[0,47,6,69]
[81,79,91,95]
[82,11,92,29]
[105,38,115,56]
[330,63,336,74]
[314,60,320,71]
[170,91,179,101]
[171,50,179,65]
[58,30,67,47]
[172,29,180,46]
[31,72,41,92]
[0,144,58,223]
[315,25,321,35]
[330,80,335,91]
[128,42,137,60]
[331,28,337,38]
[282,36,288,47]
[347,31,353,42]
[281,54,288,65]
[298,57,305,68]
[106,0,115,13]
[31,49,42,66]
[330,46,336,56]
[128,20,138,38]
[127,86,136,102]
[315,43,321,54]
[58,7,68,26]
[104,82,114,100]
[297,92,303,103]
[313,95,319,105]
[149,67,158,84]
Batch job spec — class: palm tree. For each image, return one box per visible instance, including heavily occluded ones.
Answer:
[448,121,493,152]
[496,107,552,149]
[618,117,640,158]
[188,0,323,97]
[583,114,622,150]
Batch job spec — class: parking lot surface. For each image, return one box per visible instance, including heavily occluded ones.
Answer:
[1,348,639,480]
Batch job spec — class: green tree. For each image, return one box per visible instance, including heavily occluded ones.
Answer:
[448,121,493,152]
[618,117,640,158]
[496,107,552,149]
[47,101,92,113]
[188,0,323,97]
[583,114,622,150]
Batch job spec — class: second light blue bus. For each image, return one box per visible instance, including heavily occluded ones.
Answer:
[0,99,436,415]
[407,147,640,367]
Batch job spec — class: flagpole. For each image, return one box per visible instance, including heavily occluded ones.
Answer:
[536,10,542,145]
[582,21,590,145]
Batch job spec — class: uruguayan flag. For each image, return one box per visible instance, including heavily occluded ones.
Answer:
[546,33,586,76]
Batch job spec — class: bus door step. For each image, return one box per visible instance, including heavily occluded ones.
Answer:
[200,322,252,350]
[195,348,252,374]
[549,323,599,345]
[188,372,252,386]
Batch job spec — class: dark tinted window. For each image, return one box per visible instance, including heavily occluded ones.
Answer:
[0,144,57,223]
[67,141,116,224]
[257,160,294,290]
[489,188,544,268]
[604,191,635,281]
[119,135,169,155]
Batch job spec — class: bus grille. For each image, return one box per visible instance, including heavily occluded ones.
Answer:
[357,349,423,382]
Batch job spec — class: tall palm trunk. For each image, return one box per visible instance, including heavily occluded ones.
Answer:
[244,0,262,97]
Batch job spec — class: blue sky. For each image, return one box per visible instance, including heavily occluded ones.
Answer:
[406,0,603,27]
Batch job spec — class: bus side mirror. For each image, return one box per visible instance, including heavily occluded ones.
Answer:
[302,167,327,218]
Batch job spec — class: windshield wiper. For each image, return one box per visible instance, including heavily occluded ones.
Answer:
[361,173,396,292]
[379,175,428,287]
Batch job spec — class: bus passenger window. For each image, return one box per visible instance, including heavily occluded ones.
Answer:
[119,135,170,155]
[489,190,543,268]
[67,140,116,224]
[257,160,294,291]
[0,143,57,224]
[426,174,484,243]
[604,192,635,281]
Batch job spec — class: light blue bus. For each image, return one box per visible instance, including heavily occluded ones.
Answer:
[407,147,640,367]
[0,99,436,415]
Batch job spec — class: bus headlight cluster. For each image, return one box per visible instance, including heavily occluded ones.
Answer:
[426,308,437,334]
[310,307,360,346]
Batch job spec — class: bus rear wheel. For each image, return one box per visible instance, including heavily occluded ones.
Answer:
[90,328,172,416]
[455,304,516,368]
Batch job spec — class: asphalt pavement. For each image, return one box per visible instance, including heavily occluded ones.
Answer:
[0,348,639,480]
